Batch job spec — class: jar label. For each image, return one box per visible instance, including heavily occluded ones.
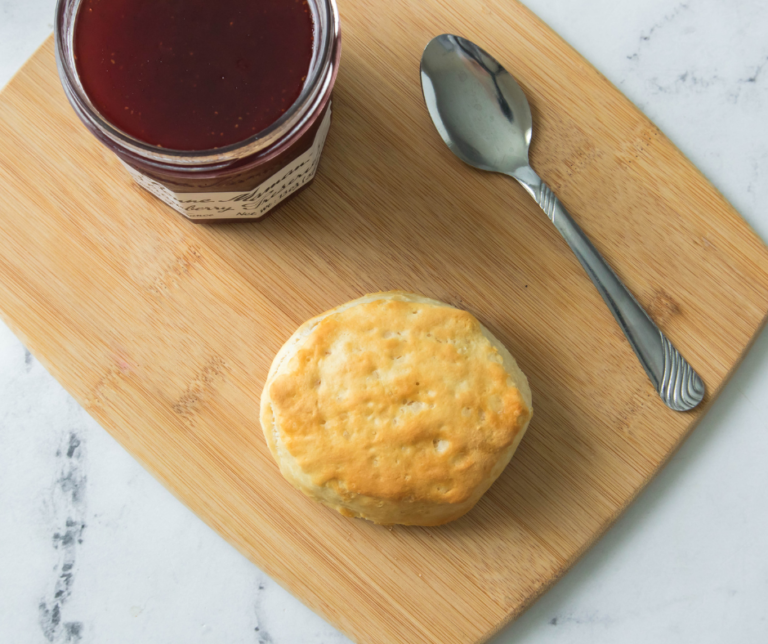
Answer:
[122,105,332,220]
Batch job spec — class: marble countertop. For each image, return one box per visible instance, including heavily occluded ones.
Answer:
[2,1,767,642]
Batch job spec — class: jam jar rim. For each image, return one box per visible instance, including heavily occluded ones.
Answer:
[54,0,340,169]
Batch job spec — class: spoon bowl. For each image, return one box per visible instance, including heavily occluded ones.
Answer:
[420,34,705,412]
[421,34,532,177]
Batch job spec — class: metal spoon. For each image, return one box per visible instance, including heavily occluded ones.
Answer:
[420,34,705,412]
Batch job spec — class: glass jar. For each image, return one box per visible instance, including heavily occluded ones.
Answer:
[55,0,341,223]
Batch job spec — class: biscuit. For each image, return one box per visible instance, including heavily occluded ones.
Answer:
[260,291,532,526]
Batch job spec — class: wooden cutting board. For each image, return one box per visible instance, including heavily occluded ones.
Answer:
[2,1,768,641]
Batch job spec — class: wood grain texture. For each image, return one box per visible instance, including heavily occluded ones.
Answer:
[2,1,768,641]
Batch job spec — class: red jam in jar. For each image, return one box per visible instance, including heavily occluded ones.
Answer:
[55,0,341,223]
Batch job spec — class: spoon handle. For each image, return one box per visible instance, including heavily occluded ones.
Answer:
[515,170,705,412]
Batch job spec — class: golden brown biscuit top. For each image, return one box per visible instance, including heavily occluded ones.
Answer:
[268,298,531,505]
